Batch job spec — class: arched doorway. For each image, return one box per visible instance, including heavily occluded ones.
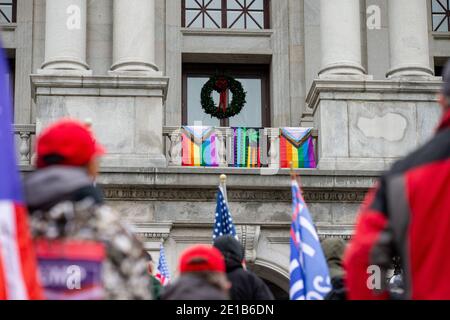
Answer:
[262,278,289,300]
[247,259,290,300]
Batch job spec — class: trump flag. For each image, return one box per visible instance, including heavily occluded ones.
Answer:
[0,41,42,300]
[289,178,331,300]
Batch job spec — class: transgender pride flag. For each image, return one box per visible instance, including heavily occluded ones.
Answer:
[0,41,42,299]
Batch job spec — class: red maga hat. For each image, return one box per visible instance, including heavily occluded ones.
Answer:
[179,245,226,274]
[36,118,106,168]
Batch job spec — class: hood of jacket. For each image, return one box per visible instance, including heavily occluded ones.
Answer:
[322,238,346,279]
[161,274,228,300]
[213,235,245,272]
[24,166,100,211]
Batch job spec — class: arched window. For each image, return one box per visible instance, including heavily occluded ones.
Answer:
[182,0,270,29]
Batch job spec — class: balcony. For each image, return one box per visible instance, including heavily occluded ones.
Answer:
[163,126,318,170]
[13,124,35,168]
[14,124,318,172]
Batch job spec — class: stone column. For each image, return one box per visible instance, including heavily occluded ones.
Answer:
[40,0,90,73]
[110,0,159,74]
[387,0,433,78]
[319,0,365,77]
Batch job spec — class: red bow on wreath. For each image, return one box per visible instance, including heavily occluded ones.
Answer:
[214,78,229,113]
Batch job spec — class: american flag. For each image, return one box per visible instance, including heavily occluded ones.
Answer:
[156,244,171,286]
[0,42,42,299]
[212,186,237,240]
[289,178,331,300]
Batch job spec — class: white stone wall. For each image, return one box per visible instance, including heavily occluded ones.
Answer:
[1,0,447,125]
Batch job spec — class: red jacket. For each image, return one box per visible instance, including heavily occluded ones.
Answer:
[344,109,450,300]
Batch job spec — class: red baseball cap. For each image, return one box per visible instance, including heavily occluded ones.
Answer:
[36,118,106,168]
[179,245,226,274]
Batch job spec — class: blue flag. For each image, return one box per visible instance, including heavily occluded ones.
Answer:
[212,186,237,240]
[289,179,331,300]
[0,42,21,203]
[0,40,42,299]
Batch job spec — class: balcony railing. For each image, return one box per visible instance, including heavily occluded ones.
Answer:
[14,124,36,166]
[163,126,318,169]
[13,124,318,170]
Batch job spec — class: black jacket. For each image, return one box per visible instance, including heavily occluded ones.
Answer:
[213,235,274,300]
[226,261,274,300]
[161,274,228,300]
[325,277,347,300]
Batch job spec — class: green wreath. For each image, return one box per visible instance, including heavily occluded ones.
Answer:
[201,75,247,120]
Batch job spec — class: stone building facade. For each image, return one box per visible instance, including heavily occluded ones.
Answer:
[1,0,447,298]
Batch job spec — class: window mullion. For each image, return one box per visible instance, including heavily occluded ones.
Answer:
[183,0,270,29]
[222,0,227,28]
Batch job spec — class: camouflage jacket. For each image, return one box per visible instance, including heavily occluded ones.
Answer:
[24,166,151,300]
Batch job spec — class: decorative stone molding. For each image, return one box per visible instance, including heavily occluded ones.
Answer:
[170,235,212,244]
[266,236,290,245]
[30,74,169,100]
[132,222,172,241]
[305,78,442,114]
[317,224,354,240]
[236,225,261,263]
[267,225,354,243]
[102,186,368,203]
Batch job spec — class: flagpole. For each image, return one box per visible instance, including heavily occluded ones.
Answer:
[289,161,296,180]
[220,174,228,203]
[290,161,304,196]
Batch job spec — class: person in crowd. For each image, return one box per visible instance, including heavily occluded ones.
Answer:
[322,238,347,300]
[24,119,151,300]
[213,235,274,300]
[161,245,230,300]
[146,252,162,300]
[343,61,450,300]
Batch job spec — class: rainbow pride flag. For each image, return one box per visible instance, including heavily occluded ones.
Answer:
[181,126,219,167]
[279,127,316,169]
[230,127,263,168]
